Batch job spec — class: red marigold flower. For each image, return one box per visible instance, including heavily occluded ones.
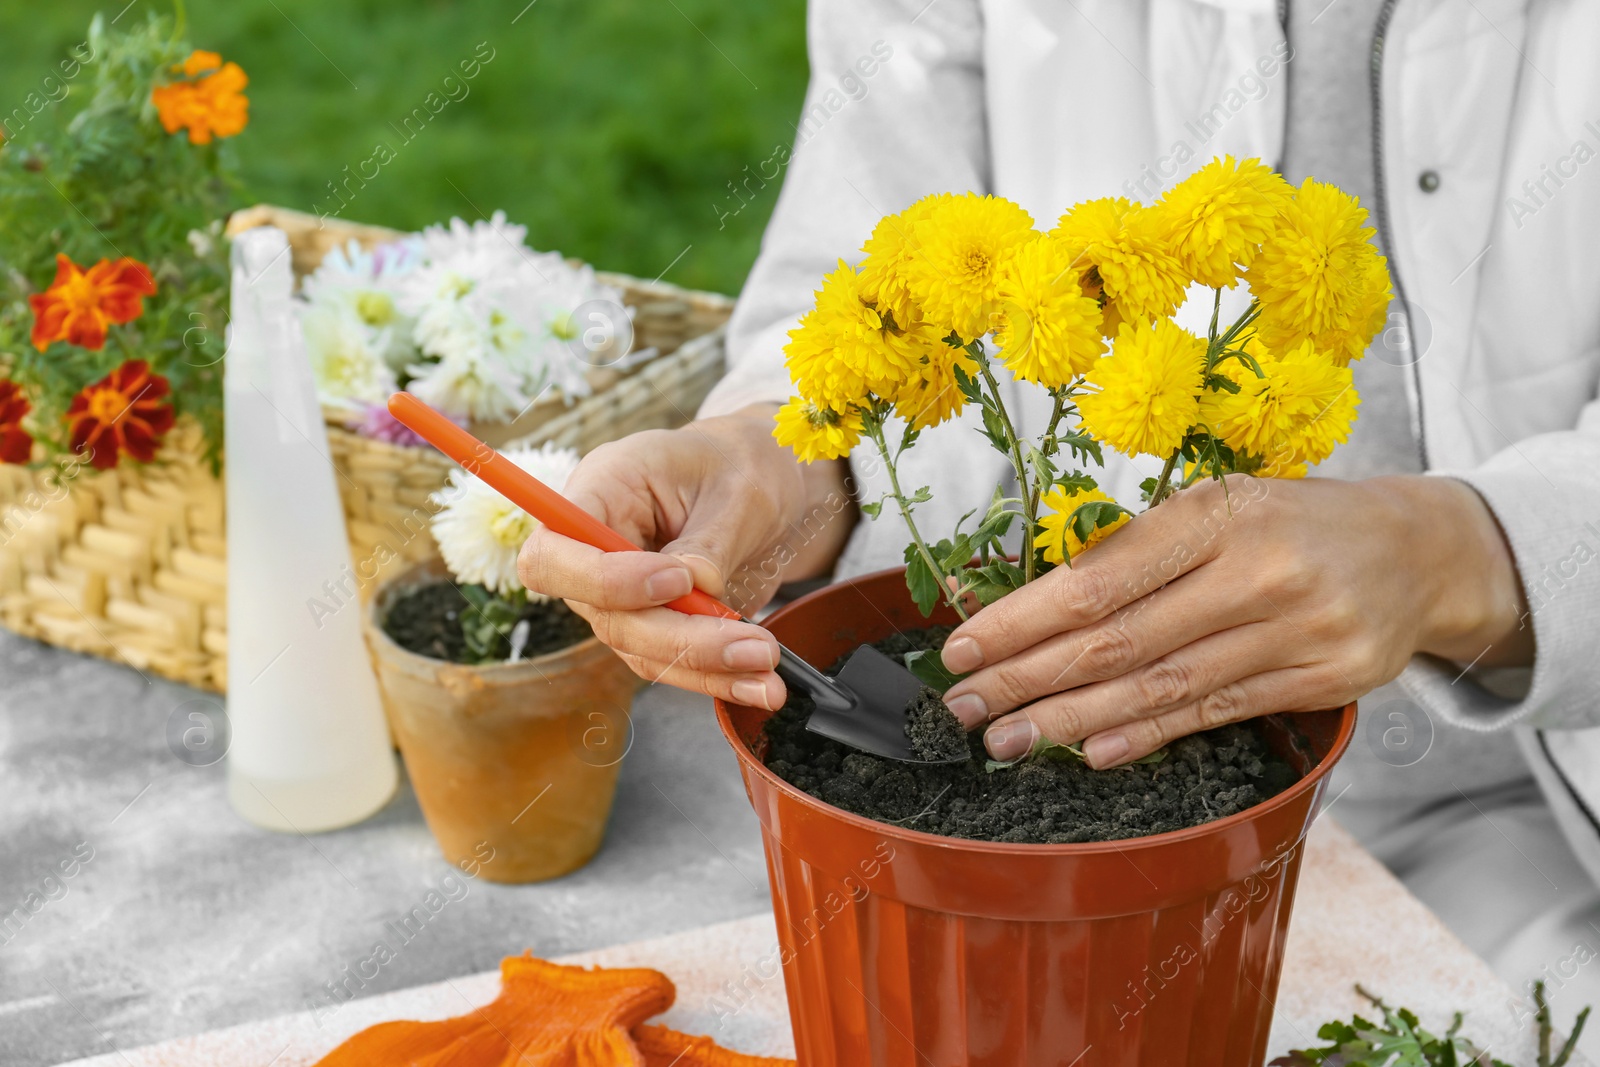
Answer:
[151,50,250,145]
[0,379,34,465]
[64,360,175,470]
[29,254,158,352]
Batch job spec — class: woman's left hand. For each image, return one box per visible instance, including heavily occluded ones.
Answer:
[937,474,1533,766]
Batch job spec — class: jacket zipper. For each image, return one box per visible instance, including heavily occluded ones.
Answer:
[1370,0,1431,471]
[1278,0,1431,472]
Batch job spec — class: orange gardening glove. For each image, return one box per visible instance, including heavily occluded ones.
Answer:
[632,1023,795,1067]
[313,954,675,1066]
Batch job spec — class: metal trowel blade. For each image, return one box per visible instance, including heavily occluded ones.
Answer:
[802,644,966,765]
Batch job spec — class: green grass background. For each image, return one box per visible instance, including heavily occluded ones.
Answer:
[0,0,810,296]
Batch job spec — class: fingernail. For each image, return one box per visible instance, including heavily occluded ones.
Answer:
[1084,733,1131,769]
[645,567,693,602]
[985,718,1039,762]
[723,638,776,672]
[944,692,988,729]
[731,678,772,710]
[941,637,983,674]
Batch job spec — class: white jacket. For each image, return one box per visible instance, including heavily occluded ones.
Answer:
[699,0,1600,880]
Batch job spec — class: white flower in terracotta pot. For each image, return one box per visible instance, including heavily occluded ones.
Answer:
[429,441,580,660]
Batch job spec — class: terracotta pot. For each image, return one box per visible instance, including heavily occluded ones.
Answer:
[366,559,639,884]
[715,566,1356,1067]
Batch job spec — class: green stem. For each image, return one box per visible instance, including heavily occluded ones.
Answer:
[1148,449,1181,508]
[1028,387,1071,529]
[1209,299,1264,371]
[975,356,1037,584]
[866,413,969,621]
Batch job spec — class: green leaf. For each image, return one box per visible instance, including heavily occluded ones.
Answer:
[903,648,967,692]
[953,362,985,404]
[1052,470,1099,496]
[1035,740,1088,764]
[1271,986,1571,1067]
[1204,372,1242,394]
[980,405,1010,455]
[971,487,1020,547]
[457,585,525,664]
[1058,429,1105,466]
[963,559,1026,606]
[1067,500,1131,545]
[1138,476,1160,504]
[1026,446,1058,488]
[939,535,975,572]
[907,485,933,505]
[986,735,1086,773]
[902,543,941,617]
[859,499,883,519]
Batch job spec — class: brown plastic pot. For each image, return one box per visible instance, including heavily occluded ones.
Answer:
[366,559,639,884]
[715,566,1356,1067]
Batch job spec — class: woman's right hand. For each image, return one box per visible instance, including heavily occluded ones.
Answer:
[517,405,855,709]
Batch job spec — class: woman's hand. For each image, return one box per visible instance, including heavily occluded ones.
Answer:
[517,405,854,710]
[938,475,1532,766]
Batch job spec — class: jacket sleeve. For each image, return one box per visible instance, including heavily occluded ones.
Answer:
[697,0,989,417]
[1398,393,1600,731]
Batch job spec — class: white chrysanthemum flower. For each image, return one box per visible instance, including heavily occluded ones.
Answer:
[297,213,629,422]
[430,443,581,596]
[299,299,398,405]
[500,261,633,399]
[302,239,422,371]
[304,238,421,299]
[411,295,488,363]
[418,210,529,265]
[406,344,528,423]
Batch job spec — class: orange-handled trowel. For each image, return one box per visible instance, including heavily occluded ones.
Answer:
[387,391,960,764]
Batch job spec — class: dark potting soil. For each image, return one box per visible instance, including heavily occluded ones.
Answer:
[905,686,970,762]
[382,581,592,664]
[764,627,1300,844]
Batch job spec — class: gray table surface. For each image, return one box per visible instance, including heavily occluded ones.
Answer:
[0,629,771,1066]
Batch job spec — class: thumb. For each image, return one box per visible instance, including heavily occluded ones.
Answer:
[658,498,770,605]
[658,536,733,601]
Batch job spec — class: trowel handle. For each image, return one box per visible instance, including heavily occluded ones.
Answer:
[387,392,743,622]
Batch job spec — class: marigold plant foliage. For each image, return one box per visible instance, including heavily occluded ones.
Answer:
[773,156,1390,619]
[0,13,243,470]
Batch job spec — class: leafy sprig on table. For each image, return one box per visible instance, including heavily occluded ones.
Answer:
[1271,983,1589,1067]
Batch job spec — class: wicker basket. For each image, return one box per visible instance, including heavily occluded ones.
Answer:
[0,206,733,691]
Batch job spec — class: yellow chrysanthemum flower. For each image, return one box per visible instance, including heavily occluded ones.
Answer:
[894,340,979,430]
[1200,338,1360,473]
[1052,198,1190,335]
[1244,179,1393,367]
[992,234,1106,387]
[784,261,938,410]
[1033,485,1130,565]
[901,193,1036,342]
[1152,156,1293,289]
[1078,318,1206,458]
[859,195,947,329]
[773,398,863,463]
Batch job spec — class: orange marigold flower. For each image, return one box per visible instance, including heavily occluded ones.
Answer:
[65,360,175,470]
[0,380,34,465]
[29,254,158,352]
[178,50,224,77]
[151,52,249,145]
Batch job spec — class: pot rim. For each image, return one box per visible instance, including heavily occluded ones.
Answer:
[365,557,608,676]
[716,564,1357,858]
